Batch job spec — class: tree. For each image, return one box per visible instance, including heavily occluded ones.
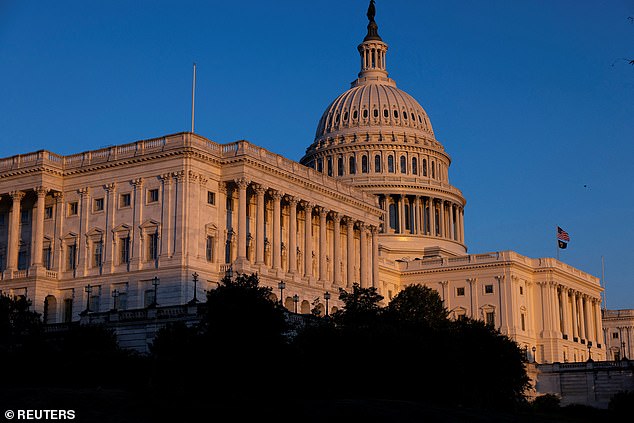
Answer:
[386,284,448,329]
[0,294,42,354]
[332,283,384,329]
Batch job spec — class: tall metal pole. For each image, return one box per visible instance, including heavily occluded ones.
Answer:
[191,62,197,133]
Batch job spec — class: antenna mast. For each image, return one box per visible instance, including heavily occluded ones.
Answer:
[191,62,197,133]
[601,256,607,310]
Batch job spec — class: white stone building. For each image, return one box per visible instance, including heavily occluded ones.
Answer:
[602,309,634,360]
[0,1,605,362]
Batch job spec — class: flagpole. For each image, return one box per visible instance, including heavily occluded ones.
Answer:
[191,62,197,133]
[556,225,560,261]
[602,255,607,310]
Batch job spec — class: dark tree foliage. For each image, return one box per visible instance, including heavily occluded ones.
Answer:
[0,294,42,353]
[608,390,634,418]
[332,282,384,329]
[385,284,448,329]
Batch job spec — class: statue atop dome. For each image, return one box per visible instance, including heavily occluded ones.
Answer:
[364,0,382,41]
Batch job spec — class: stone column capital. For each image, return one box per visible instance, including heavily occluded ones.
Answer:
[234,177,250,189]
[131,177,144,188]
[286,195,298,205]
[218,181,227,194]
[78,187,90,196]
[330,211,340,221]
[369,225,379,235]
[269,189,283,200]
[53,192,64,202]
[198,174,209,185]
[159,173,172,183]
[302,201,313,211]
[10,191,25,201]
[253,184,267,195]
[104,182,117,192]
[174,171,185,181]
[494,275,505,282]
[439,280,449,287]
[467,278,477,285]
[34,186,50,197]
[343,216,355,225]
[317,207,328,218]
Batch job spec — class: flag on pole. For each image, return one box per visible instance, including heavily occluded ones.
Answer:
[557,226,570,249]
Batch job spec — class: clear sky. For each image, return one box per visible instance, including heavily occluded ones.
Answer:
[1,1,633,308]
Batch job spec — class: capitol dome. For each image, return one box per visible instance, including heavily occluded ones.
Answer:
[301,0,467,259]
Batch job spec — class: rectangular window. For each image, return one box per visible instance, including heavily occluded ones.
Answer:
[148,189,159,203]
[44,206,53,219]
[144,289,155,308]
[43,246,52,270]
[485,284,494,294]
[21,210,30,224]
[486,311,495,326]
[63,299,73,323]
[207,191,216,205]
[0,213,5,225]
[93,241,103,267]
[519,286,524,295]
[613,332,619,339]
[120,193,131,208]
[147,233,158,261]
[206,236,214,261]
[456,287,465,296]
[89,295,100,312]
[120,236,130,264]
[327,157,333,177]
[17,250,28,270]
[521,313,526,331]
[67,244,77,271]
[94,198,104,212]
[68,202,78,216]
[118,292,128,310]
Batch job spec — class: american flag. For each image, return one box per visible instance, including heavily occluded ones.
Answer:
[557,226,570,242]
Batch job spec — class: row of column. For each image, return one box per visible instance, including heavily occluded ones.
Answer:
[229,179,380,289]
[381,194,464,242]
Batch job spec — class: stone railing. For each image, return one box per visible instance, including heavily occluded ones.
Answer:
[603,309,634,319]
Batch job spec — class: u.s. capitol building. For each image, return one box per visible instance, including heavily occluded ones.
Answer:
[0,2,606,363]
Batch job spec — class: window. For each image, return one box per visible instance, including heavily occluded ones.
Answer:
[68,202,78,216]
[317,158,323,173]
[327,157,333,177]
[456,287,465,296]
[485,284,494,294]
[120,236,130,264]
[373,109,378,118]
[21,210,30,224]
[120,193,131,208]
[389,203,398,231]
[148,189,159,203]
[519,286,524,295]
[400,156,407,174]
[0,213,4,225]
[63,299,73,323]
[338,156,344,176]
[374,155,381,173]
[147,233,158,261]
[412,157,418,175]
[521,313,526,331]
[67,243,77,271]
[349,156,356,174]
[118,292,128,310]
[44,206,53,219]
[144,290,155,308]
[383,109,389,118]
[206,235,214,261]
[353,110,358,120]
[394,110,399,119]
[361,155,368,173]
[18,249,28,270]
[43,246,52,270]
[612,332,619,339]
[89,294,100,312]
[431,161,435,179]
[93,240,103,268]
[387,155,394,173]
[486,311,495,326]
[422,159,427,176]
[207,191,216,205]
[94,198,104,212]
[363,109,368,119]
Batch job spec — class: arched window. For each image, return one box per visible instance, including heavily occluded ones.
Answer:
[389,203,398,231]
[374,155,381,173]
[361,155,368,173]
[349,156,356,175]
[400,156,407,174]
[412,157,418,175]
[338,156,344,176]
[317,158,323,173]
[327,156,333,177]
[387,155,394,173]
[422,159,427,176]
[431,161,435,179]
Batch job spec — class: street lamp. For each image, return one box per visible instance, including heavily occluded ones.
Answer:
[111,289,119,312]
[532,346,537,364]
[189,272,199,305]
[84,284,92,313]
[587,344,593,362]
[225,266,233,280]
[278,281,285,305]
[293,294,299,313]
[324,291,331,317]
[149,276,159,308]
[621,341,627,360]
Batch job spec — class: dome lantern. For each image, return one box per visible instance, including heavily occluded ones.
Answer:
[356,0,390,85]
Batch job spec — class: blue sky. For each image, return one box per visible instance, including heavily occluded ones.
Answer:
[1,0,633,308]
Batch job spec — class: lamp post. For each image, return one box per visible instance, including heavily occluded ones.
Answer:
[150,276,159,308]
[225,265,233,280]
[532,346,537,364]
[188,272,199,305]
[622,341,627,360]
[293,294,299,313]
[111,289,119,312]
[278,281,285,305]
[84,284,92,313]
[587,344,592,362]
[324,291,331,317]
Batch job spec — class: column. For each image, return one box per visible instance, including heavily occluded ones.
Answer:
[218,182,228,262]
[429,198,436,236]
[173,171,186,257]
[271,190,282,272]
[77,187,91,275]
[398,195,405,234]
[345,217,355,288]
[318,207,328,282]
[371,225,379,289]
[235,178,249,260]
[7,191,25,272]
[559,286,569,339]
[414,197,421,235]
[594,300,603,346]
[467,278,477,318]
[159,175,172,259]
[439,200,445,238]
[583,296,593,344]
[31,186,48,268]
[104,183,117,272]
[130,179,142,269]
[359,223,367,288]
[288,196,298,274]
[332,212,341,286]
[460,208,465,242]
[439,281,450,309]
[571,291,579,340]
[577,294,586,341]
[303,202,313,278]
[550,283,561,336]
[53,193,64,272]
[255,185,266,264]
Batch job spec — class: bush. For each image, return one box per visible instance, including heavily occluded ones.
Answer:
[531,394,560,412]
